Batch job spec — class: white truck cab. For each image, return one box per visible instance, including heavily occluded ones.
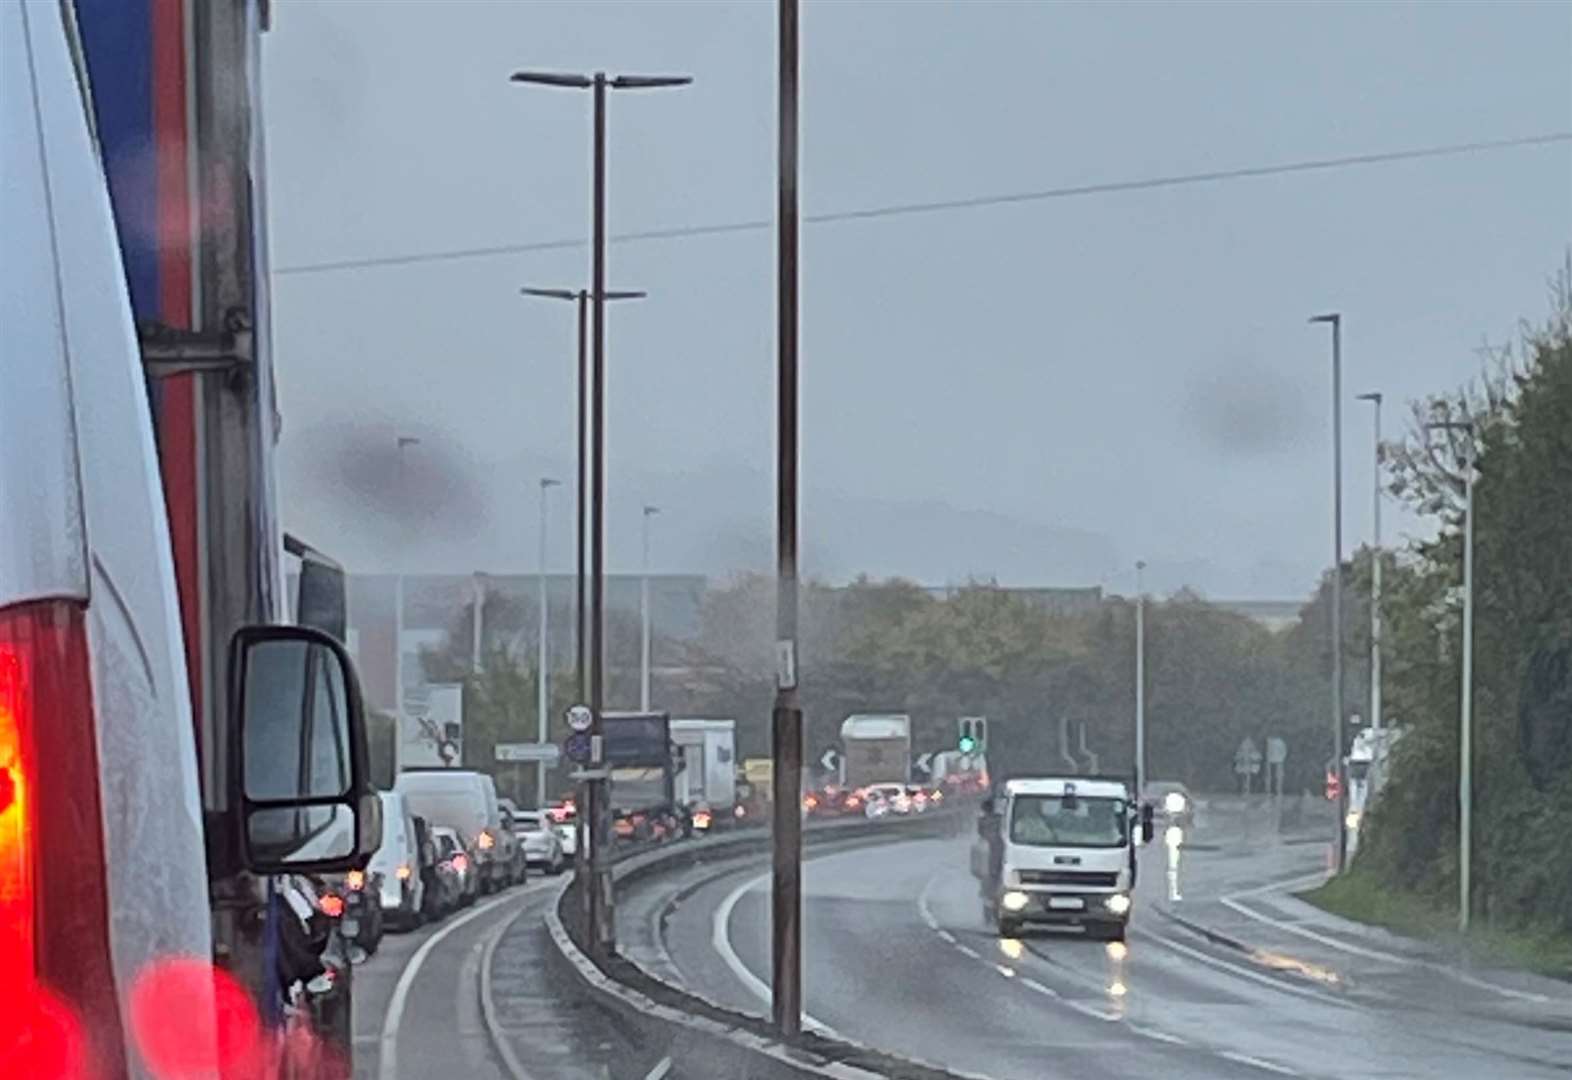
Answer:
[971,777,1153,941]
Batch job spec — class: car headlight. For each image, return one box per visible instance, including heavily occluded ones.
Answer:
[1164,825,1185,849]
[1105,893,1131,915]
[1163,792,1188,815]
[1345,810,1361,831]
[1001,890,1031,912]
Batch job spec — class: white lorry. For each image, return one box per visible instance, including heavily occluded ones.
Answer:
[671,718,737,820]
[840,714,912,789]
[971,776,1153,941]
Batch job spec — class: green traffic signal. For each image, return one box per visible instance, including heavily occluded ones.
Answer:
[958,735,977,753]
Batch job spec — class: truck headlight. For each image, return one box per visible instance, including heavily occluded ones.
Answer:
[1345,810,1361,831]
[1001,890,1031,912]
[1105,893,1131,915]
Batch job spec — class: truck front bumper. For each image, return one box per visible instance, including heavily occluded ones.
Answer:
[997,888,1131,926]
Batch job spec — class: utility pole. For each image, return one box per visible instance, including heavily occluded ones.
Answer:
[1310,312,1348,872]
[471,572,485,674]
[1135,560,1147,799]
[771,0,803,1039]
[538,478,561,806]
[1356,392,1383,733]
[640,505,659,711]
[1427,419,1476,933]
[512,64,689,956]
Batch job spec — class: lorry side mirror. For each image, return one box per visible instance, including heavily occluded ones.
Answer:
[1140,803,1155,844]
[231,625,380,874]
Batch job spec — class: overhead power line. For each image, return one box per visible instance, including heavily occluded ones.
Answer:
[274,131,1571,277]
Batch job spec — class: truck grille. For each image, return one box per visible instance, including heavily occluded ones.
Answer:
[1017,869,1119,888]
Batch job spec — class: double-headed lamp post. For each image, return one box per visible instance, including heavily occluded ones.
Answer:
[1309,312,1348,872]
[1426,418,1477,933]
[519,286,646,705]
[512,66,690,957]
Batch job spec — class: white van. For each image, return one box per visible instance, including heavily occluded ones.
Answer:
[2,5,380,1069]
[369,791,424,929]
[395,770,506,892]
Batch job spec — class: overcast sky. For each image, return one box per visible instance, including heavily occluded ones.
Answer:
[260,0,1572,601]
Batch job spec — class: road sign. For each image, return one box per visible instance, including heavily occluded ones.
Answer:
[564,731,593,764]
[1266,737,1288,765]
[1234,737,1262,775]
[495,742,561,765]
[565,704,593,732]
[914,752,934,775]
[819,748,840,772]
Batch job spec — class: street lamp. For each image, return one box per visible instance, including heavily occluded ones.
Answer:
[1135,560,1147,799]
[393,435,421,772]
[512,65,690,957]
[1356,392,1384,734]
[1426,418,1477,933]
[640,505,659,712]
[1309,313,1348,872]
[537,478,562,806]
[520,286,646,705]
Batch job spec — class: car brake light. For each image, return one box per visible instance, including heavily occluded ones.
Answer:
[345,869,365,891]
[478,831,494,850]
[396,864,412,881]
[0,601,124,1076]
[452,853,468,872]
[320,895,345,918]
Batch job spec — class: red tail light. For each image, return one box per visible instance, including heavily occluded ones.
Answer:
[0,601,125,1077]
[320,895,345,918]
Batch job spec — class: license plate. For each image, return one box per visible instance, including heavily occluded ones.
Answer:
[1047,897,1085,911]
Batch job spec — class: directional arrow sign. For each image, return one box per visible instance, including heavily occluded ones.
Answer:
[820,748,839,772]
[914,752,934,775]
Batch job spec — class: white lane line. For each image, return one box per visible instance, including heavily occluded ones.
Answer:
[1218,1050,1301,1076]
[381,887,541,1080]
[643,1056,673,1080]
[993,964,1017,979]
[936,929,956,944]
[1128,1025,1187,1046]
[1019,977,1058,998]
[1062,1000,1119,1022]
[953,943,981,960]
[1134,927,1348,1008]
[916,872,944,930]
[1219,892,1551,1004]
[479,892,541,1080]
[711,870,838,1037]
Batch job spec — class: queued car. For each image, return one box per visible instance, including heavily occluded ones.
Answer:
[547,800,579,860]
[370,791,425,931]
[496,799,530,886]
[433,825,480,907]
[513,810,567,874]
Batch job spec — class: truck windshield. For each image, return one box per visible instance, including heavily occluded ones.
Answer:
[1009,795,1128,848]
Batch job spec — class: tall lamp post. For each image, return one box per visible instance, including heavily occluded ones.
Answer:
[1309,312,1348,872]
[393,435,421,772]
[640,505,659,711]
[1426,418,1477,933]
[1356,392,1383,734]
[512,66,689,957]
[520,286,646,704]
[1135,560,1147,799]
[772,0,803,1039]
[537,477,561,806]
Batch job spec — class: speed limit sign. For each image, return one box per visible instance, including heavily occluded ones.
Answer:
[566,704,593,733]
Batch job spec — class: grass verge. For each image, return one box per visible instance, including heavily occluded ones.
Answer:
[1300,870,1572,980]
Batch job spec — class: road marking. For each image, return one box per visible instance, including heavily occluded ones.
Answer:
[953,943,980,960]
[994,963,1016,978]
[1218,1050,1301,1076]
[1019,977,1058,998]
[936,929,956,944]
[1062,1000,1119,1022]
[643,1056,672,1080]
[1219,890,1552,1004]
[1128,1025,1187,1046]
[916,873,944,930]
[381,886,541,1080]
[711,870,839,1037]
[479,891,544,1080]
[1135,927,1348,1008]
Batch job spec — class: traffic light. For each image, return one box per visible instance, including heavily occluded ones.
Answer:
[957,716,986,754]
